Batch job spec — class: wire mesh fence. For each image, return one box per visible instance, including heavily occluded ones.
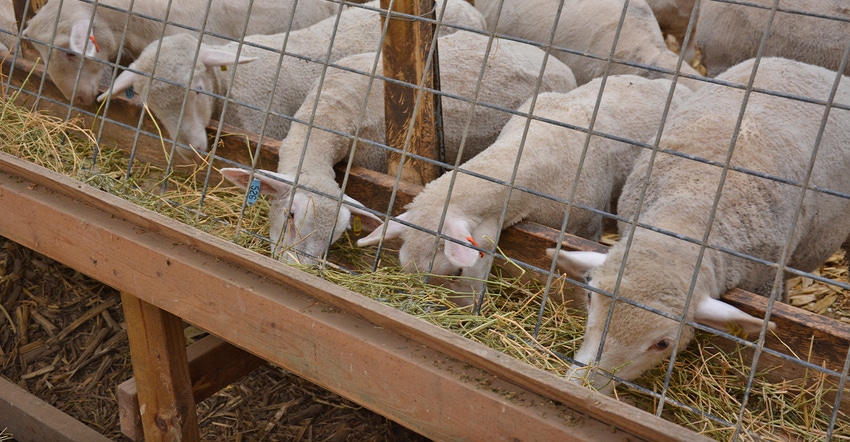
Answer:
[3,0,850,440]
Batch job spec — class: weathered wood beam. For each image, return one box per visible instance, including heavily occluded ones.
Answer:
[0,376,113,442]
[380,0,441,185]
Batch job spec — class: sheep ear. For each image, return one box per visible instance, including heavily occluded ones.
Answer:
[69,19,97,57]
[693,297,777,337]
[97,69,137,102]
[342,194,383,232]
[198,47,258,67]
[356,212,408,247]
[443,218,481,268]
[546,249,607,278]
[220,168,292,197]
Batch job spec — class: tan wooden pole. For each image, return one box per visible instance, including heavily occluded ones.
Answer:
[380,0,442,185]
[122,293,200,442]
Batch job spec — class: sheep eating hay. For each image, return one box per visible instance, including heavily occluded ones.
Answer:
[551,57,850,395]
[357,75,693,306]
[96,0,486,151]
[21,0,338,105]
[220,30,577,266]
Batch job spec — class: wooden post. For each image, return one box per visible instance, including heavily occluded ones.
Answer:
[122,292,200,442]
[380,0,442,185]
[117,335,266,441]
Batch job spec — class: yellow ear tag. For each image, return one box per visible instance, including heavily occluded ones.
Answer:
[220,65,228,71]
[352,215,362,236]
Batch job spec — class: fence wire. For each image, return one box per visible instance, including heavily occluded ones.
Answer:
[4,0,850,440]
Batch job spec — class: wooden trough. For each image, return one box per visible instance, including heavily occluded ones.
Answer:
[2,3,850,440]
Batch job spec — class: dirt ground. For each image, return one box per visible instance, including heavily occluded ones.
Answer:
[0,236,430,441]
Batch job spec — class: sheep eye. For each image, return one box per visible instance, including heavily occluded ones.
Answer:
[451,268,463,277]
[652,339,670,351]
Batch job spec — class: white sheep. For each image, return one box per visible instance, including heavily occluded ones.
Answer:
[694,0,850,77]
[21,0,338,105]
[474,0,703,90]
[0,0,15,53]
[220,30,578,265]
[550,57,850,394]
[96,0,487,151]
[356,76,692,305]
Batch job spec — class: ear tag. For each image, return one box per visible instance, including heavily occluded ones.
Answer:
[220,65,228,71]
[246,177,261,206]
[88,35,101,53]
[465,236,485,258]
[124,86,135,99]
[352,215,362,236]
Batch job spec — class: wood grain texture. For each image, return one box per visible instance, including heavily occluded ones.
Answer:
[0,376,113,442]
[122,293,200,442]
[117,335,266,441]
[380,0,441,185]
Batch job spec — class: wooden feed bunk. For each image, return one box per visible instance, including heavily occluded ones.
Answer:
[1,0,849,440]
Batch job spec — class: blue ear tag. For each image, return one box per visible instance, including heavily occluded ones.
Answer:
[124,86,135,99]
[246,177,261,206]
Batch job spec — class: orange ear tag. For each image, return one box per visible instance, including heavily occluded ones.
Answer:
[465,236,484,258]
[88,35,100,52]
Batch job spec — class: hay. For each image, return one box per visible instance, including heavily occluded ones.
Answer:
[2,83,850,441]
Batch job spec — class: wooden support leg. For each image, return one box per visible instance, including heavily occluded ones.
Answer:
[121,292,200,442]
[118,335,266,441]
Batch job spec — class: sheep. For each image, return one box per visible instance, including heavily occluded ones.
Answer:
[549,57,850,394]
[694,0,850,77]
[0,0,15,53]
[473,0,703,90]
[21,0,339,105]
[96,0,487,151]
[220,30,578,265]
[356,75,692,305]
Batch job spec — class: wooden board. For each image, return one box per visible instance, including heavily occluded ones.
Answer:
[0,376,113,442]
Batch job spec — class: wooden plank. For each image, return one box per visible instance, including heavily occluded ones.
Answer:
[0,376,113,442]
[380,0,441,185]
[719,288,850,411]
[122,292,200,442]
[117,335,266,441]
[0,152,704,441]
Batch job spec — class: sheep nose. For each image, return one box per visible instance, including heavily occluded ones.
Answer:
[75,92,95,106]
